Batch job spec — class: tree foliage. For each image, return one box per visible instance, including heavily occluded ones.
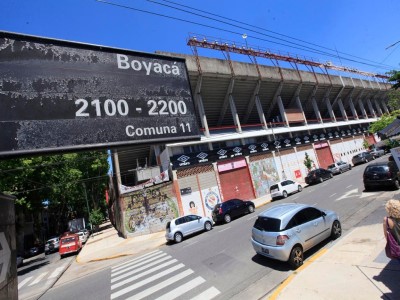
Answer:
[387,89,400,111]
[368,113,397,133]
[303,152,313,171]
[0,151,109,234]
[388,70,400,90]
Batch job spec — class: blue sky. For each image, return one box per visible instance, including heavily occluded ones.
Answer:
[1,0,399,76]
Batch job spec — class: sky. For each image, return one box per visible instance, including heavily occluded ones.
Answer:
[1,0,400,77]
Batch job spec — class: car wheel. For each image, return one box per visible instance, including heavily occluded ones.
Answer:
[364,185,371,191]
[289,246,304,269]
[298,185,303,192]
[339,169,343,174]
[204,221,212,231]
[349,165,352,170]
[282,191,288,198]
[319,177,323,183]
[174,232,183,243]
[329,173,333,179]
[394,180,400,190]
[248,205,255,213]
[365,159,368,163]
[224,214,231,223]
[331,220,342,239]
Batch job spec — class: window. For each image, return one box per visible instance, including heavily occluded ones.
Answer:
[175,217,186,225]
[253,217,281,232]
[186,215,199,221]
[292,207,322,225]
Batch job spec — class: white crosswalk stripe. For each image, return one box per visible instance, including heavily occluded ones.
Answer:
[48,264,67,279]
[110,250,220,300]
[28,272,49,286]
[18,276,33,290]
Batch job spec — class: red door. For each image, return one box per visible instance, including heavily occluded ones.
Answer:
[315,146,334,169]
[218,160,255,201]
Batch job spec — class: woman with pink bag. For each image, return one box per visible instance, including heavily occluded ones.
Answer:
[383,199,400,259]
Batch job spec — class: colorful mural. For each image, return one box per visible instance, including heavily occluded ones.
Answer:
[201,187,222,218]
[250,158,280,197]
[181,192,205,216]
[122,182,178,235]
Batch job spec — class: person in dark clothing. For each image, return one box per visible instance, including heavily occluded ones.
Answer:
[383,199,400,245]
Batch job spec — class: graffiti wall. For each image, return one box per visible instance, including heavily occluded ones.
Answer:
[249,157,280,198]
[122,182,179,236]
[181,192,205,216]
[201,186,222,218]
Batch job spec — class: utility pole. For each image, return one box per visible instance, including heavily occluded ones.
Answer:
[82,183,92,231]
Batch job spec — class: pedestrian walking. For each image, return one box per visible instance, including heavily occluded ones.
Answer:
[383,199,400,259]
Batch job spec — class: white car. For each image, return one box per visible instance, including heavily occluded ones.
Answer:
[45,237,60,254]
[270,180,303,200]
[165,215,213,243]
[77,230,89,244]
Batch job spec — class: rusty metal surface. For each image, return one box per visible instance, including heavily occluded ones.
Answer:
[0,32,200,157]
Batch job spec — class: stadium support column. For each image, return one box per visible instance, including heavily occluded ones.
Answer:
[367,98,376,118]
[277,96,289,127]
[194,75,210,137]
[295,95,308,126]
[357,97,368,119]
[324,92,336,122]
[373,99,383,116]
[255,95,268,130]
[338,99,348,121]
[380,99,389,113]
[229,94,242,133]
[349,98,358,120]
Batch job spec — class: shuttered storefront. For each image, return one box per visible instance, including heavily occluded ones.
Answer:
[365,134,376,146]
[330,139,345,162]
[249,153,280,198]
[315,142,334,169]
[218,158,255,201]
[176,165,222,218]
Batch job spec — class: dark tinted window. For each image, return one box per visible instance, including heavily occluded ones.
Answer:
[186,215,199,222]
[253,217,281,232]
[365,166,388,173]
[223,201,234,208]
[175,217,186,225]
[270,184,279,191]
[293,207,322,225]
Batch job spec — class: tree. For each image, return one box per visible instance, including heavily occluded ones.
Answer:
[389,70,400,90]
[304,152,314,172]
[387,90,400,111]
[369,113,397,133]
[363,139,370,150]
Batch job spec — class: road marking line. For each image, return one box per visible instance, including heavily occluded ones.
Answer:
[329,193,337,197]
[48,265,65,279]
[346,185,353,188]
[111,258,176,284]
[111,263,184,294]
[125,269,194,300]
[268,249,327,300]
[182,240,198,249]
[112,250,162,271]
[217,227,231,233]
[154,276,205,300]
[28,272,48,286]
[18,276,33,289]
[191,287,221,300]
[112,253,167,275]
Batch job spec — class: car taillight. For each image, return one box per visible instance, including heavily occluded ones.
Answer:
[276,235,289,245]
[387,171,392,178]
[218,207,223,214]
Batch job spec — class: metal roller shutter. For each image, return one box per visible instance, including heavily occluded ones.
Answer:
[315,142,334,169]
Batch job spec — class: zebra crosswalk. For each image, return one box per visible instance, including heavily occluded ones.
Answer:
[18,264,68,290]
[110,250,220,300]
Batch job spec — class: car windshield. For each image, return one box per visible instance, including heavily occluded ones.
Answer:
[366,166,388,173]
[270,184,279,190]
[253,217,281,232]
[61,237,75,243]
[328,164,336,168]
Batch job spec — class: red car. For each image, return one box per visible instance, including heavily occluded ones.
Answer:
[59,232,82,258]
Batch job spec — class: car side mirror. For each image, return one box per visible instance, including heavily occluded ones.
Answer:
[322,211,326,217]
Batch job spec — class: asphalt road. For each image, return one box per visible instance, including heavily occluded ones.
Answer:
[38,155,396,300]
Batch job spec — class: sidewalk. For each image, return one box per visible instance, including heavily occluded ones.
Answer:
[77,194,272,263]
[270,203,400,300]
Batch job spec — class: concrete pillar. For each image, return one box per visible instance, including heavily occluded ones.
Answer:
[277,96,289,127]
[374,99,383,116]
[312,97,323,123]
[367,98,376,118]
[349,98,358,120]
[295,95,308,125]
[194,76,210,137]
[229,95,242,133]
[255,96,268,130]
[325,98,336,122]
[113,151,122,194]
[381,100,389,113]
[358,99,368,119]
[338,99,348,121]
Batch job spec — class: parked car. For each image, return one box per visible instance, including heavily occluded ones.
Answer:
[363,161,400,191]
[212,199,255,224]
[327,161,352,175]
[17,255,24,268]
[45,237,60,254]
[59,232,82,258]
[251,203,341,269]
[369,148,385,159]
[165,214,213,243]
[77,230,89,244]
[270,180,303,200]
[352,152,374,166]
[305,168,333,185]
[26,244,45,258]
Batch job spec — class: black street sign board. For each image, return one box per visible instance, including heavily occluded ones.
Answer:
[0,32,200,157]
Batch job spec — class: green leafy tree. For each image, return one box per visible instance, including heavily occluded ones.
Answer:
[388,70,400,90]
[388,90,400,110]
[363,139,370,150]
[369,113,397,133]
[89,208,104,232]
[304,152,314,172]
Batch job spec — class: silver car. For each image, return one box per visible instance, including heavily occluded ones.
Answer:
[251,203,341,269]
[327,161,352,175]
[165,214,213,243]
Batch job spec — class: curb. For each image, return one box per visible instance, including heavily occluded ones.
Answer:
[267,248,328,300]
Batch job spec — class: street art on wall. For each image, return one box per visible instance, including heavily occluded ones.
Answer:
[181,191,205,216]
[123,182,178,235]
[201,187,222,218]
[250,158,280,198]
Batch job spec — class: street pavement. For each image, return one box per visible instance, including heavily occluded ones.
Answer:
[45,189,400,300]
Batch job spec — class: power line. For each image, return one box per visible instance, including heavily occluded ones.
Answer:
[150,0,395,70]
